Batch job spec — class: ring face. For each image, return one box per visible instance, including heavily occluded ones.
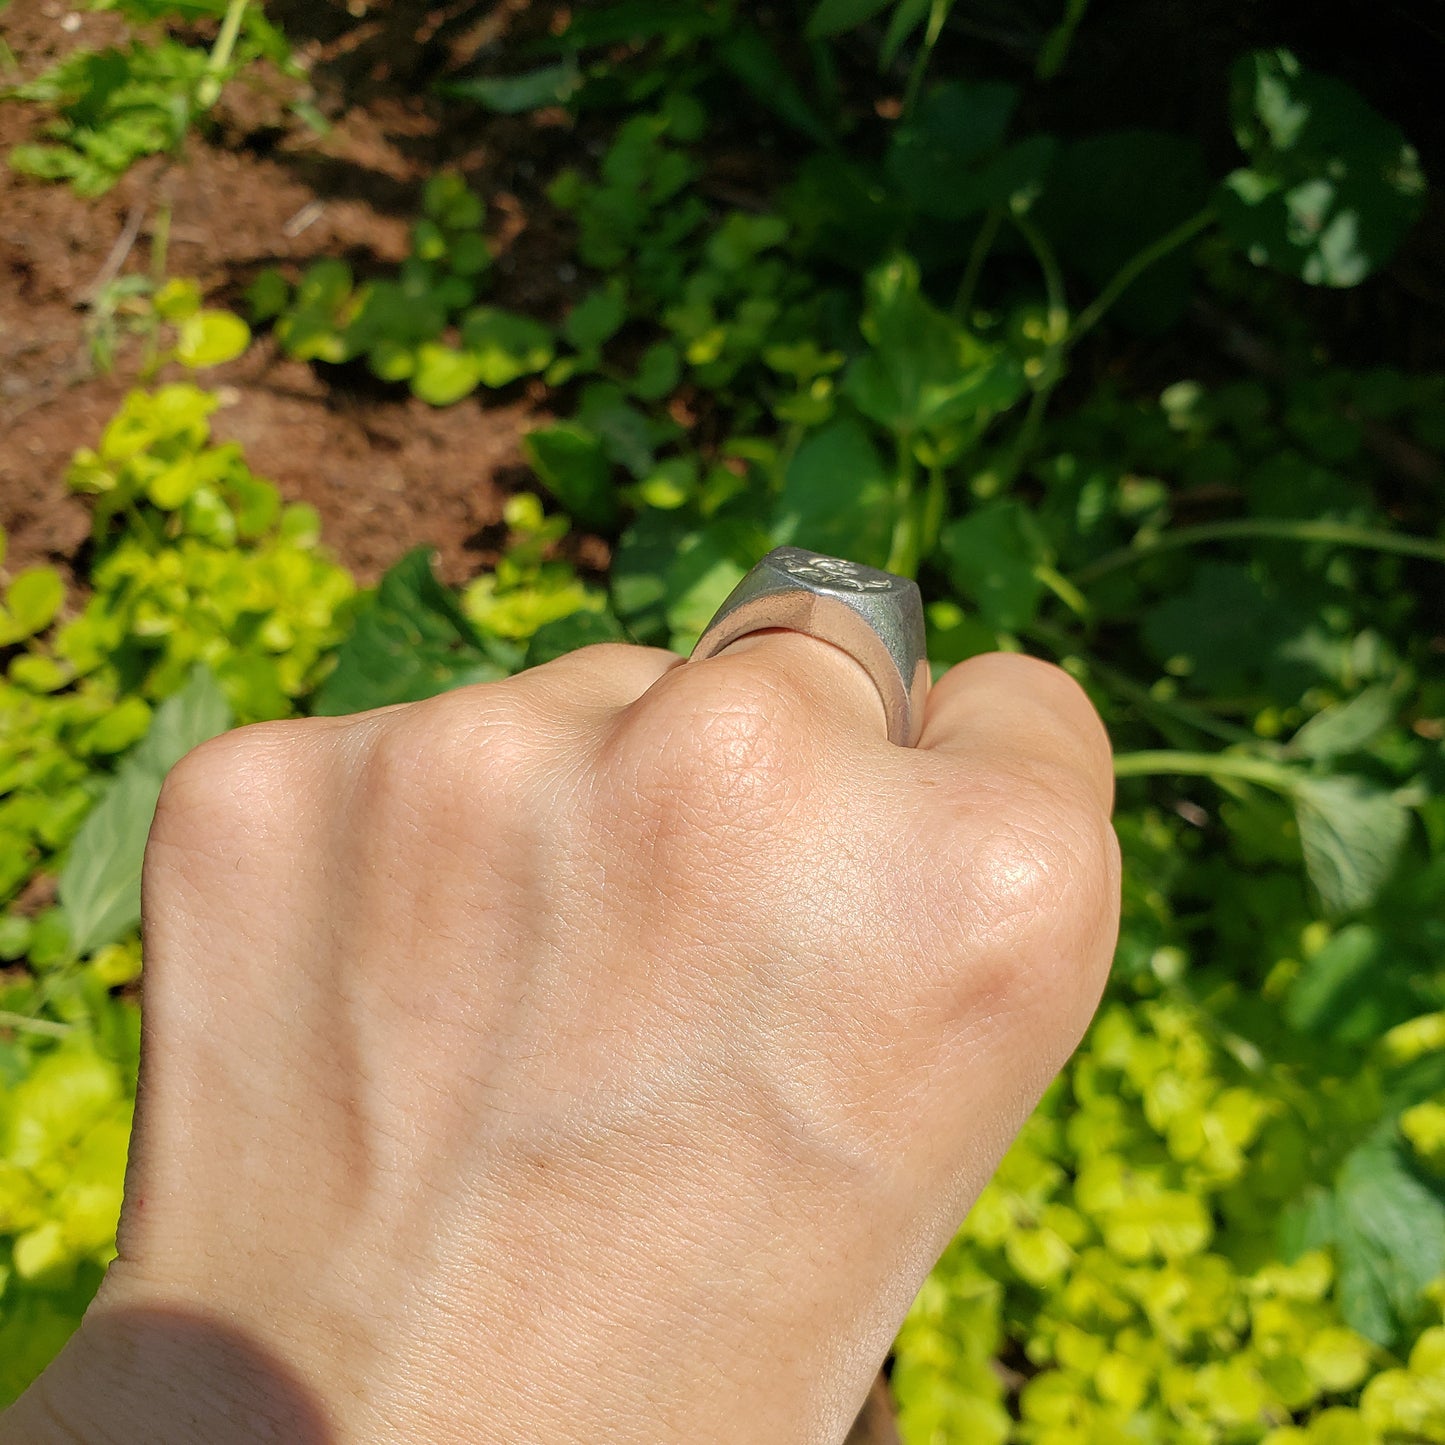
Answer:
[690,546,930,747]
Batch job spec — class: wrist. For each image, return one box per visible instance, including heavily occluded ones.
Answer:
[0,1296,335,1445]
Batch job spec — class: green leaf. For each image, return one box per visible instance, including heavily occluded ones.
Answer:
[1291,687,1397,761]
[942,501,1046,632]
[806,0,893,38]
[715,27,832,147]
[58,666,232,958]
[1035,130,1211,332]
[1140,562,1317,696]
[523,423,619,532]
[311,549,510,716]
[1283,923,1407,1043]
[553,1,726,48]
[774,416,894,568]
[448,232,490,278]
[410,344,482,407]
[563,282,628,353]
[437,58,581,113]
[4,568,65,639]
[881,0,935,65]
[524,609,628,669]
[1331,1135,1445,1345]
[245,267,291,322]
[152,278,201,321]
[459,308,555,388]
[843,255,1026,438]
[1219,50,1426,287]
[422,172,485,231]
[1293,775,1412,917]
[886,82,1049,221]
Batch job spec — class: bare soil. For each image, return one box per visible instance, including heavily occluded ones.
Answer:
[0,0,590,587]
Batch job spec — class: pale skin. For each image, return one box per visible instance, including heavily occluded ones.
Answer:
[1,635,1120,1444]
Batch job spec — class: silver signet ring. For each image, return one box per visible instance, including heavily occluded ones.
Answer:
[690,546,930,747]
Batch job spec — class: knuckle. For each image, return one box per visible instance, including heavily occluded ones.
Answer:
[921,770,1119,1023]
[358,687,547,827]
[618,659,811,829]
[153,719,315,847]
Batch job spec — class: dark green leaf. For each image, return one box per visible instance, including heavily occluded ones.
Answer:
[524,610,629,669]
[774,416,894,568]
[311,550,510,716]
[554,1,727,49]
[885,81,1020,217]
[881,0,935,66]
[1331,1134,1445,1345]
[1140,563,1317,696]
[1282,923,1412,1043]
[942,501,1046,631]
[1219,50,1426,287]
[716,27,833,147]
[459,308,555,388]
[843,255,1026,437]
[524,424,619,532]
[1035,131,1211,332]
[1293,775,1411,917]
[807,0,893,37]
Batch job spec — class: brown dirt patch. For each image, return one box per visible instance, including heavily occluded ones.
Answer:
[0,0,587,588]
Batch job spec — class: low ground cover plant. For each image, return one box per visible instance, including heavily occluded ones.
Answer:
[2,1,1444,1439]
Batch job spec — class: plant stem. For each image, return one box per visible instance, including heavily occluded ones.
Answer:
[1027,620,1266,749]
[1072,518,1445,588]
[1112,749,1298,792]
[994,210,1070,483]
[197,0,250,110]
[900,0,952,123]
[886,431,921,575]
[920,462,948,558]
[0,1010,73,1038]
[953,205,1003,320]
[1068,205,1214,346]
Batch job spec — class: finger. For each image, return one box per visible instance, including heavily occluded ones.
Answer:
[917,652,1114,815]
[508,641,686,712]
[687,627,891,745]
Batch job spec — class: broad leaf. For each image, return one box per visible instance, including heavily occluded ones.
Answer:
[524,423,619,532]
[58,666,232,958]
[1291,686,1396,761]
[459,308,555,388]
[1330,1135,1445,1345]
[524,610,629,669]
[311,549,511,716]
[175,310,250,369]
[1035,131,1211,332]
[886,83,1054,219]
[1293,774,1412,916]
[843,255,1026,438]
[942,501,1046,631]
[1219,50,1426,287]
[410,344,482,407]
[1283,923,1410,1043]
[716,27,833,147]
[774,416,893,568]
[806,0,893,38]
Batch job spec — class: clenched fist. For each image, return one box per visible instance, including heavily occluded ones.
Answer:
[3,636,1119,1444]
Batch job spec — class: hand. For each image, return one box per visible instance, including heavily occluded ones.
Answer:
[3,637,1118,1444]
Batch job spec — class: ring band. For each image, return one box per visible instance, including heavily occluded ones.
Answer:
[690,547,930,747]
